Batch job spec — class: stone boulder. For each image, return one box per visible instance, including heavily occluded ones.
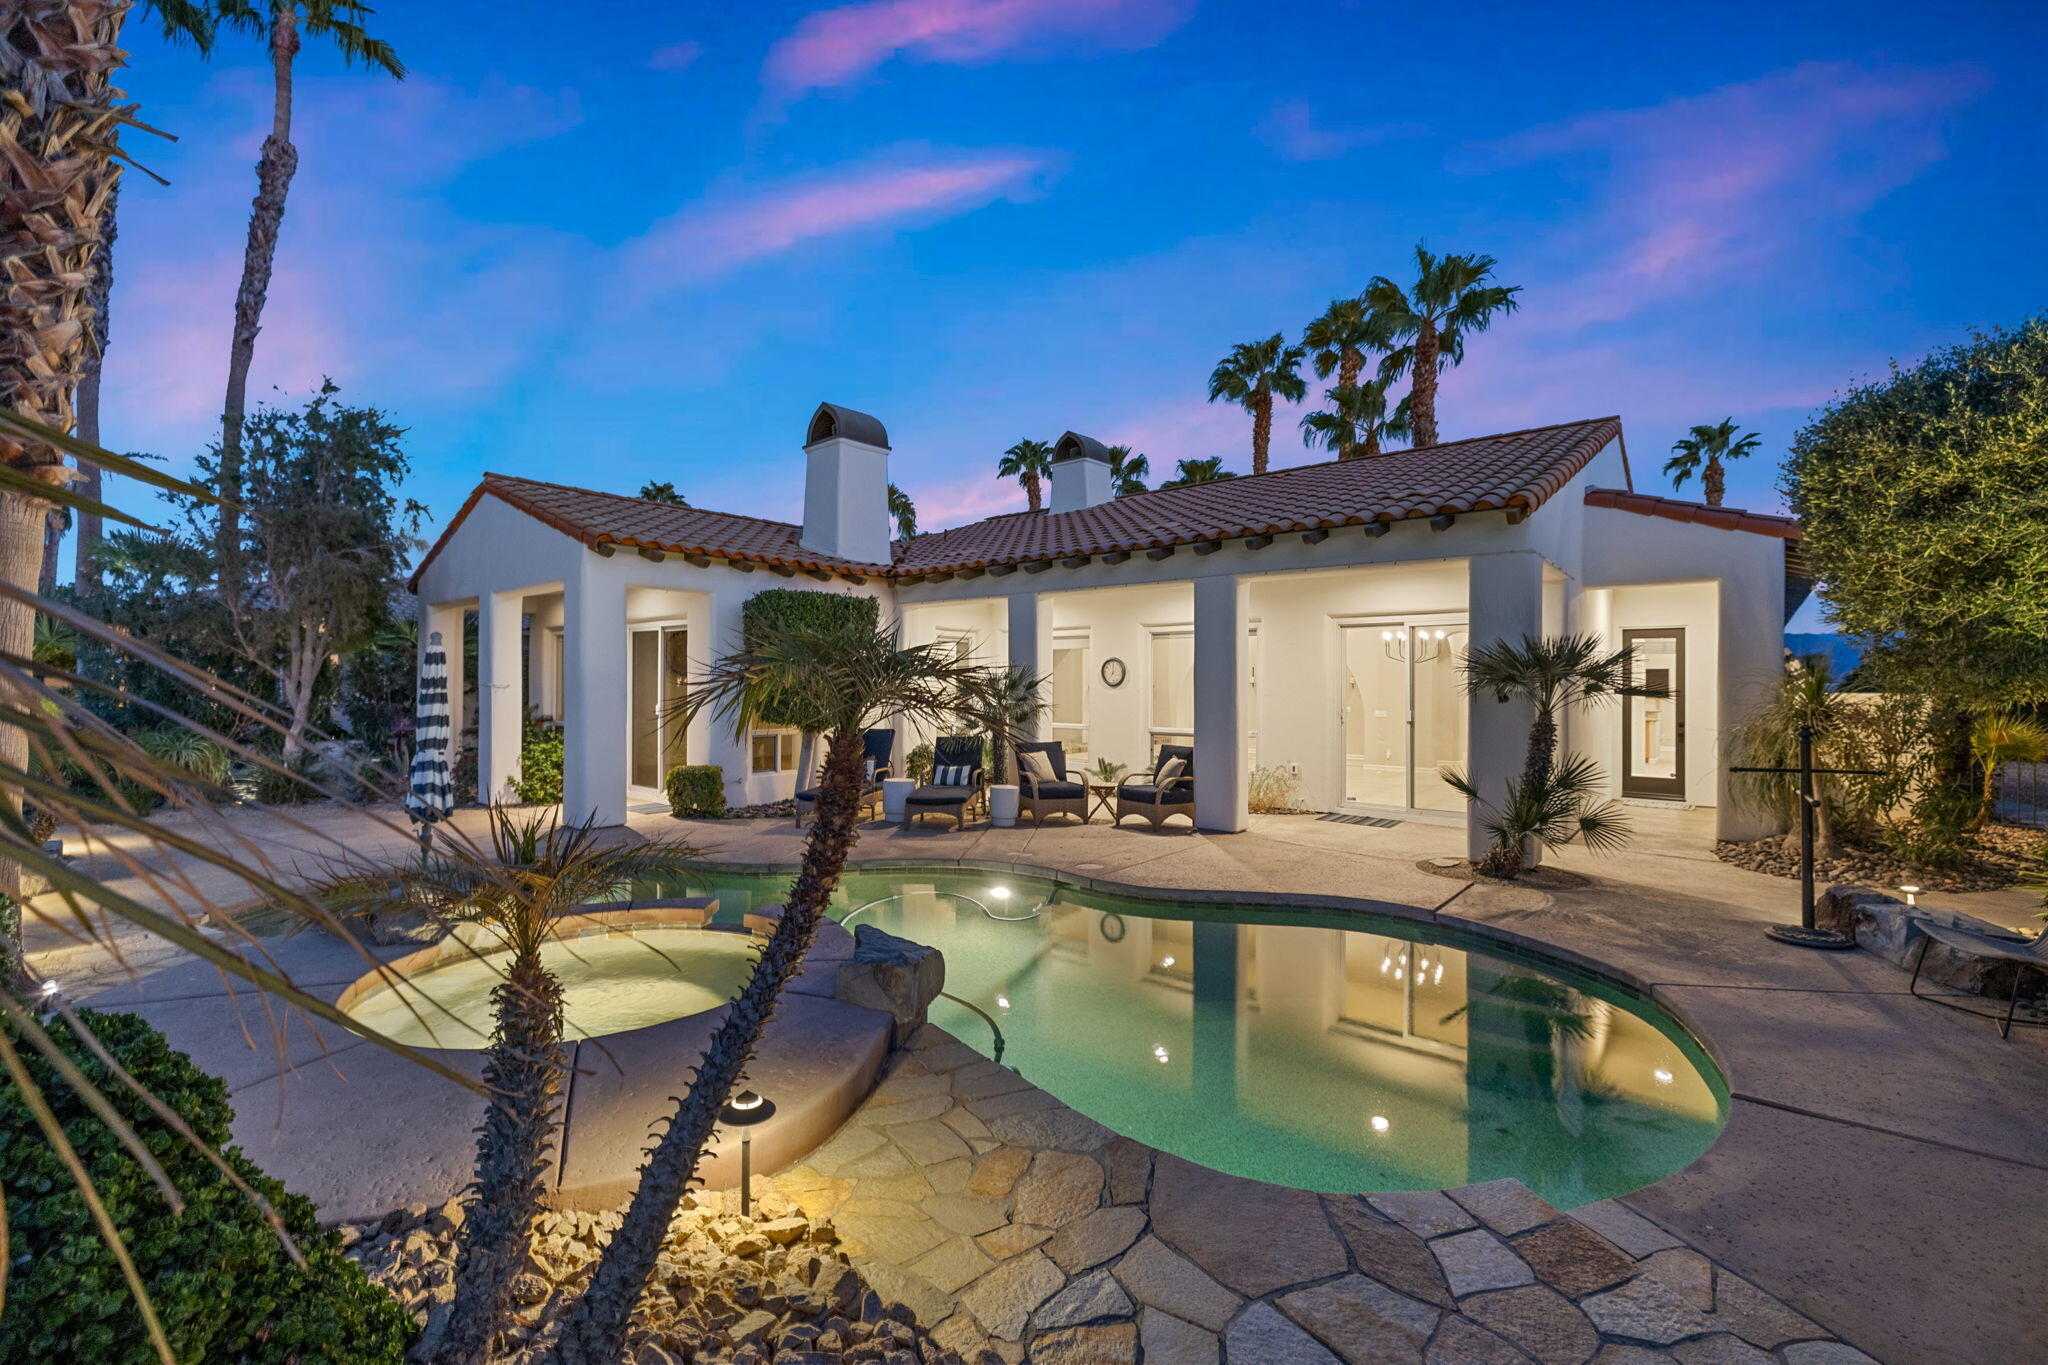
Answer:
[836,924,945,1042]
[1819,885,2040,999]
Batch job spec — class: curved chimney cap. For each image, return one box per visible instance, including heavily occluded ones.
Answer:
[807,403,890,450]
[1052,431,1111,464]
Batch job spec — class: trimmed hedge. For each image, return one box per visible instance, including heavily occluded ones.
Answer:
[666,764,727,817]
[0,1009,414,1364]
[739,589,879,730]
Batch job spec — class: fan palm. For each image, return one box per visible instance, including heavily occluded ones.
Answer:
[1207,333,1307,474]
[1160,456,1235,488]
[1968,711,2048,829]
[636,479,687,505]
[1302,298,1397,458]
[1300,379,1412,460]
[1663,418,1760,508]
[543,615,992,1365]
[315,808,702,1365]
[888,482,917,539]
[998,438,1053,512]
[213,1,404,606]
[1104,444,1149,496]
[961,663,1048,784]
[1367,244,1521,448]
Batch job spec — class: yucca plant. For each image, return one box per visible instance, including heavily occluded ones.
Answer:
[1968,710,2048,829]
[543,613,992,1365]
[314,808,701,1365]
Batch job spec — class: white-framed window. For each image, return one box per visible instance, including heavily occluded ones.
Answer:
[1050,632,1089,758]
[933,627,975,665]
[1148,628,1194,746]
[750,728,799,773]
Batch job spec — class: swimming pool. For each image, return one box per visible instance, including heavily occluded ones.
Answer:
[645,864,1726,1207]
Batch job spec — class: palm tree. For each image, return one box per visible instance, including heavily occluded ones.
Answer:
[1967,711,2048,829]
[1664,418,1761,508]
[214,1,404,605]
[1302,298,1397,459]
[1445,633,1660,876]
[1159,456,1236,488]
[1367,244,1521,448]
[543,614,990,1365]
[1300,378,1412,460]
[1207,333,1308,474]
[0,0,215,918]
[1104,444,1150,496]
[636,479,687,504]
[888,482,917,539]
[1727,653,1856,859]
[998,438,1053,512]
[962,663,1048,784]
[315,809,701,1365]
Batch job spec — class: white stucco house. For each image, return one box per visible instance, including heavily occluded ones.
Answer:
[408,403,1806,855]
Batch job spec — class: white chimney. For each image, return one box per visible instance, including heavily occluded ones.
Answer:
[800,403,892,564]
[1050,432,1115,514]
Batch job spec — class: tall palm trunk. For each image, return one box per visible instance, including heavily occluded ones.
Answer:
[218,6,302,607]
[1335,347,1361,460]
[544,725,870,1365]
[1023,470,1042,512]
[1362,424,1382,458]
[74,180,117,600]
[1410,319,1441,447]
[438,950,567,1365]
[0,0,125,927]
[1251,388,1273,474]
[1702,456,1725,508]
[39,505,62,593]
[1525,696,1558,791]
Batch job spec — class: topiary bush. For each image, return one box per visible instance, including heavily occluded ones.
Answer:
[740,589,880,731]
[666,764,726,817]
[513,714,564,804]
[0,1009,415,1365]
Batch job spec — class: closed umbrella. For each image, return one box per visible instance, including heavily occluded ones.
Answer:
[405,630,456,853]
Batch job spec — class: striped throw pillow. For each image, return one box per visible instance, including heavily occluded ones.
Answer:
[934,764,971,786]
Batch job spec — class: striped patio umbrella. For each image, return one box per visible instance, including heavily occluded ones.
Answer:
[405,630,456,830]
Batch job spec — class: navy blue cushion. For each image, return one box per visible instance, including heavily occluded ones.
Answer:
[1121,784,1194,805]
[1024,780,1085,799]
[906,784,974,804]
[796,781,880,802]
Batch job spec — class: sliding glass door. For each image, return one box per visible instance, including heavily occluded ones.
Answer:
[628,625,689,791]
[1340,622,1468,813]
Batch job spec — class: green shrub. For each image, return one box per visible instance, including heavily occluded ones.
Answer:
[666,764,726,817]
[1887,787,1978,870]
[906,742,934,786]
[0,1009,414,1364]
[512,715,564,804]
[740,589,879,730]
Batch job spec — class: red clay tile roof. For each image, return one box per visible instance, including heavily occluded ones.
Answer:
[1584,487,1801,539]
[897,416,1624,574]
[411,416,1628,589]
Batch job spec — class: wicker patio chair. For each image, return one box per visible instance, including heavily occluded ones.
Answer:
[1015,739,1089,825]
[904,735,986,829]
[794,729,895,827]
[1115,744,1196,830]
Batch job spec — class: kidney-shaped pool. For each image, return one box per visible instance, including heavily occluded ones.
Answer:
[644,864,1726,1207]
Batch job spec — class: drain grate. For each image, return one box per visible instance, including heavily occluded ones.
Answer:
[1319,812,1402,829]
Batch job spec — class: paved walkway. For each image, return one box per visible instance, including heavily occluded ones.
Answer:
[26,803,2048,1364]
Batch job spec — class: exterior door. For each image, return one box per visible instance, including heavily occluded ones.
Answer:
[628,626,688,790]
[1622,628,1685,800]
[1340,622,1468,812]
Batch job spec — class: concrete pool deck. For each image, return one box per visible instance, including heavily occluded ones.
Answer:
[26,801,2048,1363]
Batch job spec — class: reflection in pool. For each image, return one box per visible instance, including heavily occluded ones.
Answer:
[646,866,1726,1206]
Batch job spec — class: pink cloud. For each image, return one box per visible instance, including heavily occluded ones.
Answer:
[650,40,703,72]
[1258,100,1424,162]
[764,0,1191,99]
[620,151,1052,291]
[912,475,1030,529]
[1476,61,1988,327]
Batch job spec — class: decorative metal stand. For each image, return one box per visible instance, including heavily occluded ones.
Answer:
[1731,724,1881,950]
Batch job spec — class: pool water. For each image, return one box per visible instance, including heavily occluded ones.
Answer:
[648,865,1727,1207]
[343,928,761,1050]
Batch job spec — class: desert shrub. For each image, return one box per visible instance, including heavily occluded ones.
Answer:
[512,715,564,804]
[1886,787,1979,870]
[244,749,321,806]
[135,724,231,784]
[906,742,934,786]
[665,764,726,818]
[1248,764,1302,813]
[0,1009,413,1364]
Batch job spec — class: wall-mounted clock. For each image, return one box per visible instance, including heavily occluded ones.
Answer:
[1100,657,1127,688]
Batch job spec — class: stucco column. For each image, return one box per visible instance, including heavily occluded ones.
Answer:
[477,589,524,805]
[1006,591,1051,741]
[1193,573,1249,833]
[694,587,751,806]
[420,601,468,788]
[1465,552,1544,860]
[563,564,628,827]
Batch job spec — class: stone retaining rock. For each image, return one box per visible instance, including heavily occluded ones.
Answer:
[837,924,946,1041]
[1818,885,2043,998]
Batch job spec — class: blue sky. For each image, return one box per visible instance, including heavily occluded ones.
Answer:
[95,0,2048,630]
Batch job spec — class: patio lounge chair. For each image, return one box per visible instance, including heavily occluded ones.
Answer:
[794,729,895,827]
[1908,916,2048,1039]
[1015,740,1089,825]
[904,735,986,829]
[1115,744,1196,830]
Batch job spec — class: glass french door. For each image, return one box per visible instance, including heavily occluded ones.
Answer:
[1341,622,1469,813]
[629,625,689,790]
[1622,629,1685,800]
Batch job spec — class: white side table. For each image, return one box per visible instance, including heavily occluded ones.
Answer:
[882,777,914,823]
